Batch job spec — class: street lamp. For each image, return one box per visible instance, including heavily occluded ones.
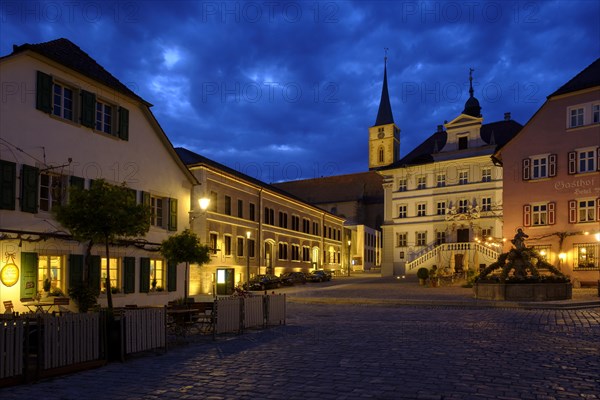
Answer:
[199,197,210,211]
[347,239,352,277]
[246,231,251,284]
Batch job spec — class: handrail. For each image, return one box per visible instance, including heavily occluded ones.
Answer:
[405,242,500,272]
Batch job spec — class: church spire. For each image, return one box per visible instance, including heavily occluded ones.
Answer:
[462,67,482,117]
[374,49,394,126]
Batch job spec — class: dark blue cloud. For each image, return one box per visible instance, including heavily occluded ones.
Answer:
[1,0,598,182]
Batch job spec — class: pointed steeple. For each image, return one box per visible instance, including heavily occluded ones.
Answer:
[462,67,482,117]
[374,52,394,126]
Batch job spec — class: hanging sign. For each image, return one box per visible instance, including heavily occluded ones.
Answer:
[1,253,19,287]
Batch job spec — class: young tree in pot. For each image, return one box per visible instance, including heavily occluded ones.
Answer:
[417,267,429,285]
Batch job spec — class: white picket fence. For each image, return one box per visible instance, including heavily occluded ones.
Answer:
[266,294,286,326]
[122,308,166,355]
[243,296,265,329]
[41,313,100,369]
[215,297,242,334]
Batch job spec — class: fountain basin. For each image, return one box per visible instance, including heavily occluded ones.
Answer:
[473,282,572,301]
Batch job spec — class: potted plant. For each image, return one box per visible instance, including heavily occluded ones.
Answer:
[417,267,429,285]
[429,266,438,287]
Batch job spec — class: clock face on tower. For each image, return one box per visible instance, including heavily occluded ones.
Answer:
[378,131,384,139]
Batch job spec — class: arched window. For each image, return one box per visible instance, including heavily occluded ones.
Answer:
[378,146,385,163]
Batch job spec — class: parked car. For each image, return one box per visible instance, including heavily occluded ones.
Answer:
[280,271,308,286]
[246,274,282,291]
[306,270,332,282]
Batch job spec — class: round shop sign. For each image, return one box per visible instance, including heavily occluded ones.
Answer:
[1,262,19,287]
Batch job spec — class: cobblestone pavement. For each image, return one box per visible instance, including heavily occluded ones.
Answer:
[2,277,599,400]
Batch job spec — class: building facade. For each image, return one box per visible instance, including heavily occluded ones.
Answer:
[376,72,522,277]
[0,39,196,312]
[495,57,600,285]
[177,148,346,295]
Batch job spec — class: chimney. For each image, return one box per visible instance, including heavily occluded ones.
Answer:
[504,112,511,121]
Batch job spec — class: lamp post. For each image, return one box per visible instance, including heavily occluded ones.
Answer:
[246,231,251,284]
[347,239,352,277]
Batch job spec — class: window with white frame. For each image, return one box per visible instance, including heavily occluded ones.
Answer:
[531,156,548,179]
[398,179,407,192]
[532,204,548,226]
[437,201,446,215]
[569,107,584,128]
[39,173,65,212]
[96,100,113,134]
[458,170,469,185]
[436,174,446,187]
[578,200,596,222]
[398,205,407,218]
[416,203,426,216]
[396,232,407,247]
[53,82,74,121]
[593,104,600,124]
[101,257,120,293]
[481,168,491,182]
[416,232,427,246]
[575,243,598,269]
[151,196,164,227]
[578,149,596,173]
[436,231,445,245]
[481,228,492,239]
[481,197,492,212]
[417,176,426,190]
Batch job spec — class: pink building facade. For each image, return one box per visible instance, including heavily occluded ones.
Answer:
[495,58,600,285]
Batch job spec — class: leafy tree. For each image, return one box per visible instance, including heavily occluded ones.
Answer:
[54,179,150,311]
[160,229,211,301]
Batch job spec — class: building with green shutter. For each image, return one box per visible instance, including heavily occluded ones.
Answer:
[0,39,197,311]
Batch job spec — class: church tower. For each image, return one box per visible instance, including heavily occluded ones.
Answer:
[369,54,400,170]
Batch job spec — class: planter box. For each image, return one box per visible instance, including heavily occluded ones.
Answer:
[473,282,572,301]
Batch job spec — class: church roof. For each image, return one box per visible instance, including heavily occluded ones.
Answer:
[548,57,600,97]
[379,119,522,169]
[373,62,394,126]
[273,171,384,205]
[6,38,150,105]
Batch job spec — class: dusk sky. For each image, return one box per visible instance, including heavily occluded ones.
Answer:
[2,1,599,182]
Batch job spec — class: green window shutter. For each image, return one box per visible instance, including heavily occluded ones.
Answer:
[21,164,39,213]
[68,254,84,287]
[0,160,16,210]
[36,71,52,113]
[126,188,137,204]
[118,107,129,141]
[167,261,177,292]
[168,198,178,231]
[88,255,101,291]
[70,175,85,190]
[20,252,38,299]
[123,257,136,294]
[140,257,150,293]
[80,90,96,128]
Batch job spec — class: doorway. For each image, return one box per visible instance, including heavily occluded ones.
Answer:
[457,229,469,242]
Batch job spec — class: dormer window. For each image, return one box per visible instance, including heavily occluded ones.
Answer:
[458,136,468,150]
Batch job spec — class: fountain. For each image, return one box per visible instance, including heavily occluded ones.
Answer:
[473,229,572,301]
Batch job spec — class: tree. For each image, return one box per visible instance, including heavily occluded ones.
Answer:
[54,179,150,311]
[160,229,211,301]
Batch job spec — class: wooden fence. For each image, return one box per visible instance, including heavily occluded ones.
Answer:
[0,319,25,380]
[121,308,166,356]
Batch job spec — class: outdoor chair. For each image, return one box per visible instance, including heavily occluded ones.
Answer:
[52,297,71,315]
[3,300,14,314]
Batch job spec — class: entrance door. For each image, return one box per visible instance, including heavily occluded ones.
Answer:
[454,254,464,273]
[457,229,469,242]
[216,268,235,295]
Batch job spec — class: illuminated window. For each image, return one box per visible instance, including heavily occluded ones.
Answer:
[149,259,164,289]
[38,255,64,294]
[101,257,120,292]
[575,244,598,270]
[578,200,596,222]
[532,204,548,226]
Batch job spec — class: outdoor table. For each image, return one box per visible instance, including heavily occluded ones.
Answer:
[22,301,54,313]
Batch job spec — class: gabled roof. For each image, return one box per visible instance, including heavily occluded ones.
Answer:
[175,147,345,219]
[549,57,600,98]
[379,119,522,169]
[273,171,384,205]
[373,63,394,126]
[6,38,150,105]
